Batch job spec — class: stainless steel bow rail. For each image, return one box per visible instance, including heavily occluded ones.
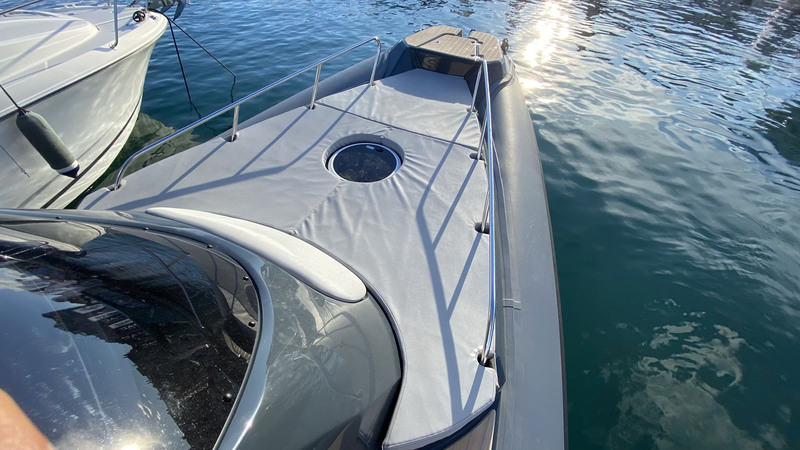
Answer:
[470,58,497,367]
[112,36,382,190]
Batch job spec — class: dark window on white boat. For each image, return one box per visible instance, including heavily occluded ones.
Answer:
[327,142,401,182]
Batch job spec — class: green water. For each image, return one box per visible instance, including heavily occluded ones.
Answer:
[8,0,800,447]
[525,2,800,447]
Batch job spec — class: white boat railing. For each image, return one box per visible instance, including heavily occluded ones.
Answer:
[110,0,119,49]
[112,36,382,190]
[471,58,497,367]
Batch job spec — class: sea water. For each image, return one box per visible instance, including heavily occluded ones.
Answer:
[5,0,800,448]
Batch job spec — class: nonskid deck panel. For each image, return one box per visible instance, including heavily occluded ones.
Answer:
[404,25,503,63]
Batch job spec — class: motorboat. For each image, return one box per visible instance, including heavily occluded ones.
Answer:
[0,2,167,209]
[0,26,565,448]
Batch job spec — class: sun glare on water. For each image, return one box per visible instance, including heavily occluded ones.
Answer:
[517,1,572,93]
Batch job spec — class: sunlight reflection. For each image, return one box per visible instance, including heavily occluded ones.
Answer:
[517,0,572,91]
[523,0,571,68]
[520,77,547,91]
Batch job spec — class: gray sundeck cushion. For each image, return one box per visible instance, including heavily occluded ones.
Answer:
[82,69,496,448]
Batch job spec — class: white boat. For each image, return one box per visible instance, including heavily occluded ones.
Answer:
[0,2,167,208]
[0,26,565,449]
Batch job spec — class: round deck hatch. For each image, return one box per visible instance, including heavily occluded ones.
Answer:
[327,142,401,182]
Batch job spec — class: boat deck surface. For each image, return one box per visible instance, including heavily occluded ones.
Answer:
[82,68,496,448]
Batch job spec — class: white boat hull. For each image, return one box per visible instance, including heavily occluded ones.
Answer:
[0,5,167,208]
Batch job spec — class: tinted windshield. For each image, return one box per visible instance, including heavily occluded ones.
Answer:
[0,220,258,449]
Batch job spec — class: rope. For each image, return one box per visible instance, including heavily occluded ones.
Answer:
[167,18,195,108]
[153,8,237,114]
[0,83,24,112]
[150,9,236,79]
[0,84,28,176]
[165,16,237,79]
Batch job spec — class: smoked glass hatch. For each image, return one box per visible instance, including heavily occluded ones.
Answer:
[327,142,401,182]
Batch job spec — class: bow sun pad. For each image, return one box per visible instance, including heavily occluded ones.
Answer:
[83,68,495,448]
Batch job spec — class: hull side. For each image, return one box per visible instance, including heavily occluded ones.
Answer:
[490,62,566,449]
[0,41,158,208]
